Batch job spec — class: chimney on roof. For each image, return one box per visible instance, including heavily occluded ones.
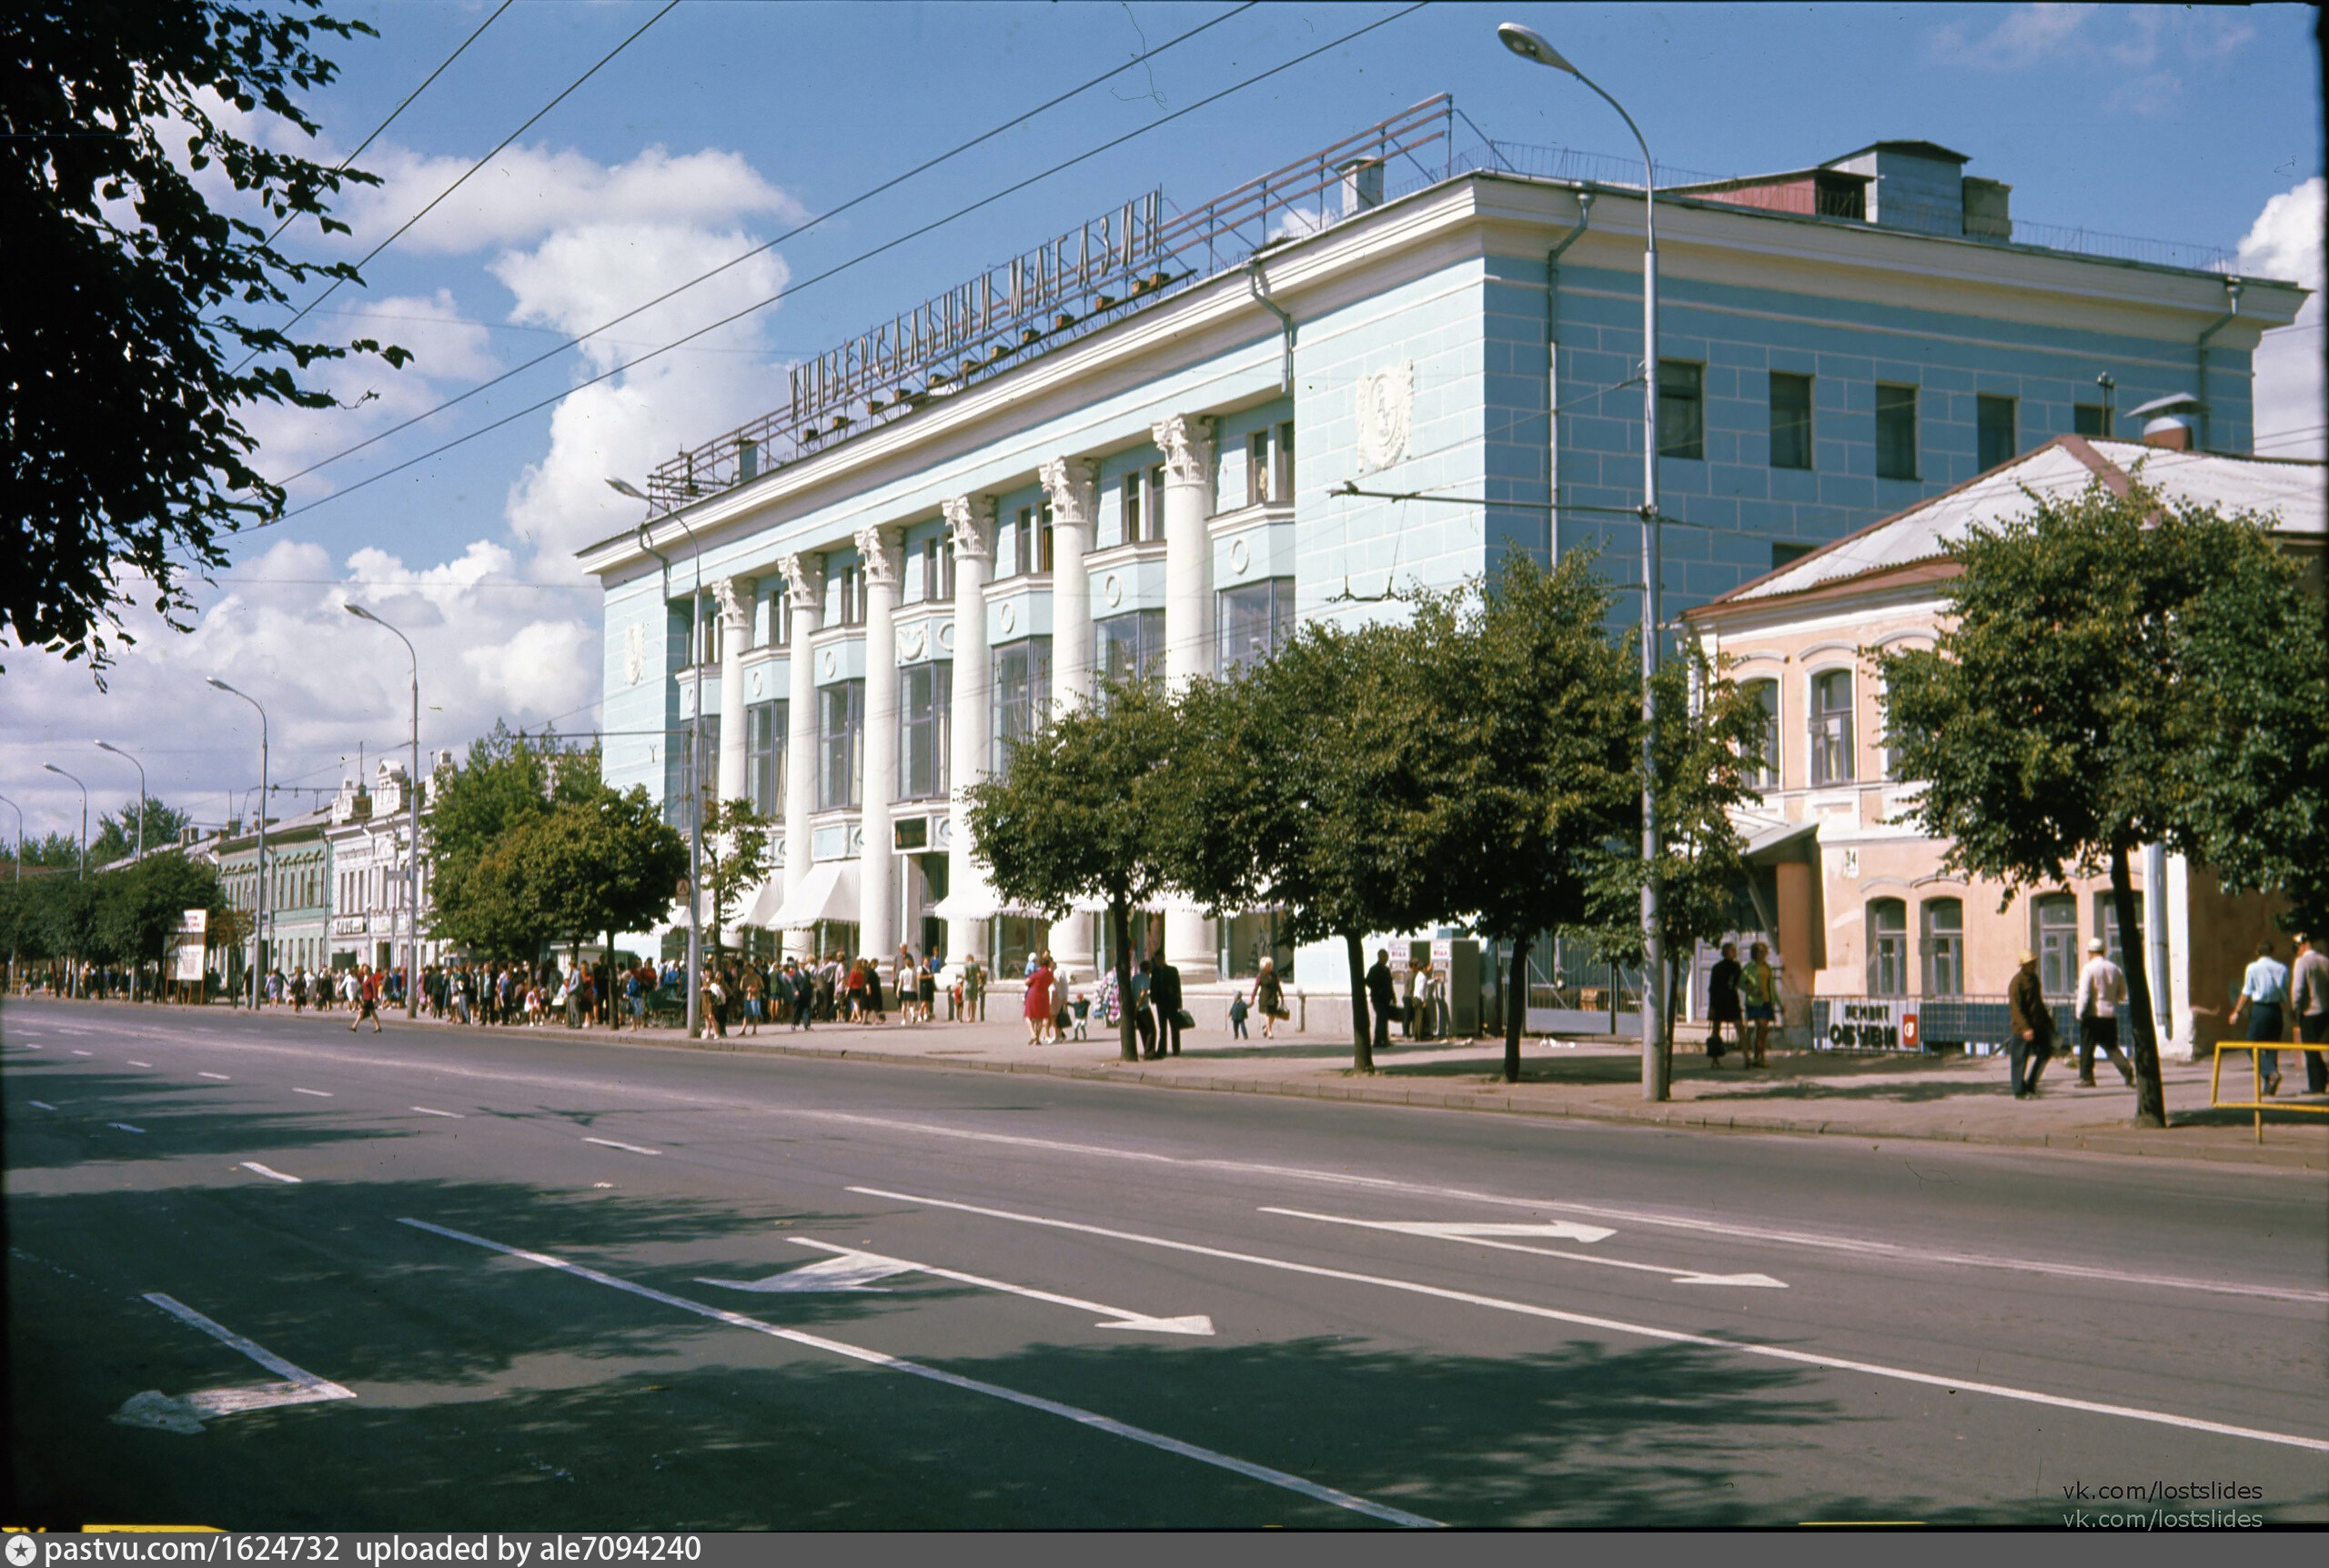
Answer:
[1337,156,1384,219]
[2129,392,2203,450]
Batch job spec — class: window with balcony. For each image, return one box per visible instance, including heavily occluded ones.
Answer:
[899,662,952,800]
[1921,897,1963,997]
[991,638,1053,772]
[1876,383,1920,480]
[1770,372,1813,469]
[817,680,863,811]
[1217,577,1296,678]
[1810,669,1853,786]
[1659,359,1704,460]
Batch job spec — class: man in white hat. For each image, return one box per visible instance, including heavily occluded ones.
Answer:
[2074,935,2134,1087]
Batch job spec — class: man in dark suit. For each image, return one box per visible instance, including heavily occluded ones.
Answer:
[2006,948,2054,1099]
[1151,952,1185,1057]
[1366,949,1398,1057]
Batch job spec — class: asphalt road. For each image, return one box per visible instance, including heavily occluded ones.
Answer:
[5,996,2325,1529]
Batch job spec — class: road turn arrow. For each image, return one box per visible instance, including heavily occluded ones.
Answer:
[1260,1208,1787,1289]
[699,1239,1215,1333]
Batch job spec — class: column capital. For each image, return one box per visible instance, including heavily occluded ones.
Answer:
[710,575,753,633]
[854,523,902,588]
[776,552,822,609]
[1150,414,1215,486]
[1038,457,1097,531]
[942,495,995,563]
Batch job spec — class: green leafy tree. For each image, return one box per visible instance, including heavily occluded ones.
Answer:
[5,831,86,873]
[426,722,598,955]
[697,796,773,960]
[514,786,689,971]
[1585,650,1768,1096]
[966,673,1195,1063]
[5,0,408,674]
[1175,622,1442,1072]
[89,851,226,971]
[89,797,192,865]
[1880,477,2317,1128]
[1415,555,1639,1084]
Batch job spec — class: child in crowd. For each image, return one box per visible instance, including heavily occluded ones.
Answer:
[1071,990,1090,1041]
[1228,991,1249,1040]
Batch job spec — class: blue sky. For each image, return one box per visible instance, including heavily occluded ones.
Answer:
[4,1,2322,839]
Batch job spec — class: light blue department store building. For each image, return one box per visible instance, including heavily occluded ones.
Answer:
[580,99,2302,993]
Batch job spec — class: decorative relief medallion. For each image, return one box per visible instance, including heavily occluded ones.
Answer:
[1103,572,1124,608]
[899,623,928,662]
[623,623,647,687]
[1355,360,1415,473]
[942,495,995,563]
[819,647,838,680]
[1227,537,1252,578]
[748,667,765,699]
[937,619,955,652]
[998,600,1017,635]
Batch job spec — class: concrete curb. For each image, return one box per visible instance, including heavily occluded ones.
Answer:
[25,999,2324,1173]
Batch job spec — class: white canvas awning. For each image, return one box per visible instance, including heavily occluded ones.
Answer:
[741,878,787,928]
[767,861,860,930]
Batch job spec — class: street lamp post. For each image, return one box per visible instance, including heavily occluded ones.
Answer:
[610,476,705,1040]
[96,740,149,1000]
[0,791,23,993]
[347,604,424,1018]
[43,763,89,997]
[1498,20,1669,1101]
[207,678,270,1011]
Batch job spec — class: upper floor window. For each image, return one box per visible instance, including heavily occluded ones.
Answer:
[1922,898,1964,997]
[2072,402,2108,438]
[1977,394,2018,471]
[746,699,786,815]
[1810,668,1853,786]
[2033,892,2078,998]
[664,714,720,829]
[1217,577,1296,678]
[1658,359,1704,460]
[817,681,864,811]
[1743,678,1780,790]
[1120,465,1164,546]
[1096,608,1166,690]
[827,561,865,627]
[899,662,952,800]
[991,638,1053,772]
[1245,422,1297,507]
[752,579,791,648]
[1003,503,1054,578]
[1867,898,1908,997]
[1769,372,1813,470]
[918,536,954,604]
[1875,383,1919,480]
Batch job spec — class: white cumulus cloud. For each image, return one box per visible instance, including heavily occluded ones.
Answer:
[2238,178,2324,460]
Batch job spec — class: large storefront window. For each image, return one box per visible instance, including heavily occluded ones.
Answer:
[992,638,1052,771]
[900,662,953,800]
[747,699,786,815]
[1217,577,1295,678]
[818,681,864,811]
[1095,608,1165,689]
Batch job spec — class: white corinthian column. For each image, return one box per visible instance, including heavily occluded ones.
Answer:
[779,551,822,962]
[1152,412,1219,985]
[943,496,993,971]
[1038,457,1099,985]
[857,524,902,968]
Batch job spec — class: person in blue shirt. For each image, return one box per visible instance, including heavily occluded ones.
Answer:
[2230,939,2292,1095]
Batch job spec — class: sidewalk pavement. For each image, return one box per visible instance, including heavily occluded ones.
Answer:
[35,996,2327,1171]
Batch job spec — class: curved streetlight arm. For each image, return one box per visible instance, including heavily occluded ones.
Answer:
[347,603,424,1016]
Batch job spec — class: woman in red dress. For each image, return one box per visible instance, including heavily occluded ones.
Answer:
[1023,955,1055,1045]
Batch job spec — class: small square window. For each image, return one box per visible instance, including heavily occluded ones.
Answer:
[2073,403,2108,438]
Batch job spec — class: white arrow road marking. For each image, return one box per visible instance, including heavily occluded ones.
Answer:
[846,1186,2329,1456]
[1259,1209,1786,1290]
[28,1101,55,1111]
[113,1293,356,1435]
[239,1162,301,1184]
[411,1106,463,1119]
[107,1122,146,1134]
[197,1071,230,1081]
[400,1218,1432,1526]
[582,1136,661,1156]
[293,1088,333,1098]
[698,1239,1215,1335]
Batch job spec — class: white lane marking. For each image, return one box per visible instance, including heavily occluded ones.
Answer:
[127,1060,152,1068]
[107,1122,146,1134]
[55,1027,95,1036]
[293,1088,334,1098]
[28,1101,56,1111]
[761,1111,2326,1308]
[849,1186,2329,1456]
[1260,1208,1786,1290]
[411,1106,464,1119]
[239,1162,302,1184]
[697,1239,1214,1335]
[115,1292,356,1434]
[1349,1219,1616,1243]
[400,1219,1424,1526]
[71,1050,95,1057]
[197,1071,231,1081]
[582,1136,660,1156]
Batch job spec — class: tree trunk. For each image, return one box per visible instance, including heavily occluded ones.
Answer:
[2112,843,2168,1129]
[1503,935,1529,1084]
[1112,897,1137,1062]
[1346,931,1374,1074]
[1657,955,1680,1098]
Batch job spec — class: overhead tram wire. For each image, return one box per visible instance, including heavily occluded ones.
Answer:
[259,1,1433,525]
[236,0,680,371]
[267,2,1263,491]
